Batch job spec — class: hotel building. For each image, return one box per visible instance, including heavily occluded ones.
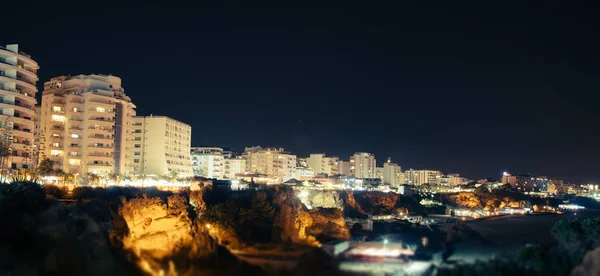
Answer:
[306,153,340,176]
[404,169,443,185]
[39,74,135,175]
[244,146,296,183]
[350,152,376,179]
[0,44,39,169]
[130,116,193,177]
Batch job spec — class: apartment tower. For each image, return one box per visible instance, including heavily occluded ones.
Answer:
[39,74,136,175]
[0,44,39,169]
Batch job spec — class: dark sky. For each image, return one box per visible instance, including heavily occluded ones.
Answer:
[3,1,600,183]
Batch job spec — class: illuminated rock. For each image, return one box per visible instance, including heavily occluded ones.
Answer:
[120,196,192,258]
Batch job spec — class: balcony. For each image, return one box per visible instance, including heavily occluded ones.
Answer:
[88,117,114,123]
[86,162,112,167]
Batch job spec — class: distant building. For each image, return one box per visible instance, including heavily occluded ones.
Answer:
[191,147,224,179]
[501,172,517,187]
[295,166,315,179]
[375,167,384,181]
[511,174,549,192]
[243,146,296,183]
[382,158,402,187]
[131,116,193,177]
[439,173,468,186]
[350,152,376,178]
[222,156,246,180]
[404,169,442,185]
[338,160,351,175]
[306,153,339,176]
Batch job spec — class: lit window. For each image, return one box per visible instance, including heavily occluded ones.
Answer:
[52,106,62,112]
[96,107,105,112]
[52,133,60,137]
[51,115,65,122]
[52,143,59,147]
[73,108,79,112]
[71,134,79,138]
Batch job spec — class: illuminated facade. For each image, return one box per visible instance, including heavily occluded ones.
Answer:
[40,74,136,175]
[306,153,339,176]
[191,147,223,179]
[244,146,296,183]
[338,160,351,175]
[514,174,548,192]
[130,116,193,177]
[350,152,376,178]
[0,44,38,169]
[438,173,468,186]
[404,169,442,185]
[382,159,402,186]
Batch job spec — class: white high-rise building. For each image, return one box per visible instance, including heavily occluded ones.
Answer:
[244,146,296,183]
[40,74,135,175]
[350,152,376,178]
[0,44,39,169]
[306,153,339,176]
[130,116,193,177]
[191,147,223,179]
[223,156,246,180]
[383,159,402,187]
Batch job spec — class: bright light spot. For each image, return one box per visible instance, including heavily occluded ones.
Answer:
[503,172,508,176]
[383,239,388,245]
[205,223,211,229]
[299,190,309,198]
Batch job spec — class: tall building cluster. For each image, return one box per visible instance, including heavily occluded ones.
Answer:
[0,44,194,179]
[9,43,554,192]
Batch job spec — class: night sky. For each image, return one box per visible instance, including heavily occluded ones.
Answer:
[3,1,600,183]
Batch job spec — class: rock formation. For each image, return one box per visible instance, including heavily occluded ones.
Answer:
[120,195,193,258]
[271,190,318,246]
[307,207,350,241]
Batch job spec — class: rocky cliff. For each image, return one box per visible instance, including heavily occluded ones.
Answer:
[272,190,319,246]
[306,207,350,241]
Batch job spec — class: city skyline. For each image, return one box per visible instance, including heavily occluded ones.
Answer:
[3,2,600,183]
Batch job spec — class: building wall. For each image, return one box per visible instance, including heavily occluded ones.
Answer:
[338,161,351,175]
[131,116,192,177]
[350,152,376,178]
[244,147,296,183]
[223,156,246,179]
[306,153,339,176]
[515,175,548,192]
[40,74,135,175]
[383,161,402,186]
[0,44,38,169]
